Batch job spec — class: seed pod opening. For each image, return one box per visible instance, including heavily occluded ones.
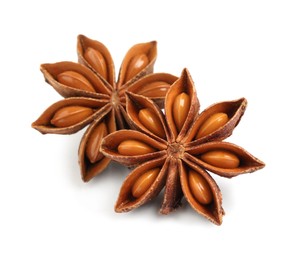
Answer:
[126,73,178,108]
[164,68,199,140]
[184,98,247,144]
[77,34,115,85]
[118,41,157,86]
[32,98,107,135]
[187,141,265,178]
[78,109,116,182]
[179,160,223,225]
[101,130,166,166]
[40,62,110,97]
[125,91,168,141]
[115,157,167,212]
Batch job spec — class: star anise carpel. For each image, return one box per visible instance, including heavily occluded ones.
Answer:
[32,35,177,181]
[101,68,265,225]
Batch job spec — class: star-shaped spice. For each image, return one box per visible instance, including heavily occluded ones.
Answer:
[101,68,265,225]
[32,35,177,181]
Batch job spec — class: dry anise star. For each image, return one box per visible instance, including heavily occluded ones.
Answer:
[32,35,177,181]
[101,68,265,225]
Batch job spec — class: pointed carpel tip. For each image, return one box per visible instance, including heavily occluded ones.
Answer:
[81,173,91,183]
[258,160,266,168]
[209,212,223,226]
[179,68,193,86]
[77,34,87,40]
[40,63,52,73]
[31,122,40,131]
[181,68,190,77]
[147,41,157,48]
[40,63,46,70]
[239,97,248,105]
[114,204,127,213]
[148,41,157,56]
[214,219,223,226]
[31,124,47,135]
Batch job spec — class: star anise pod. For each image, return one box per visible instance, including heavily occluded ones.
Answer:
[101,68,265,225]
[32,35,177,181]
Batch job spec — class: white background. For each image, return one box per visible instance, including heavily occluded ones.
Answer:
[1,0,296,259]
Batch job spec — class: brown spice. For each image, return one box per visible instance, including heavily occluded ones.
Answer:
[101,68,265,225]
[32,35,177,181]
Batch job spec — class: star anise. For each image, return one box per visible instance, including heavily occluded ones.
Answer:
[32,35,177,181]
[101,68,265,225]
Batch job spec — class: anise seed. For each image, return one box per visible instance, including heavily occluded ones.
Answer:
[118,140,156,156]
[84,47,108,79]
[51,106,93,127]
[196,113,229,139]
[138,81,170,97]
[188,170,213,205]
[86,122,108,163]
[125,54,149,83]
[173,92,190,131]
[57,71,95,92]
[138,108,166,138]
[200,150,240,169]
[132,168,160,198]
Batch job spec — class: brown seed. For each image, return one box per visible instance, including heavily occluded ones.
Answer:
[84,47,107,79]
[125,54,149,83]
[138,108,166,138]
[138,81,171,97]
[196,113,229,139]
[118,140,156,156]
[86,122,108,163]
[200,150,240,169]
[132,168,160,198]
[173,92,190,131]
[57,71,95,92]
[50,106,93,128]
[188,170,213,205]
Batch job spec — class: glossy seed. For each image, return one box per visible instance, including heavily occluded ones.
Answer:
[188,170,213,205]
[138,81,170,97]
[196,113,229,139]
[138,108,166,138]
[84,47,108,79]
[200,150,240,169]
[50,106,93,127]
[86,122,108,163]
[57,71,95,92]
[118,140,156,156]
[125,54,149,83]
[132,168,160,198]
[173,92,191,131]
